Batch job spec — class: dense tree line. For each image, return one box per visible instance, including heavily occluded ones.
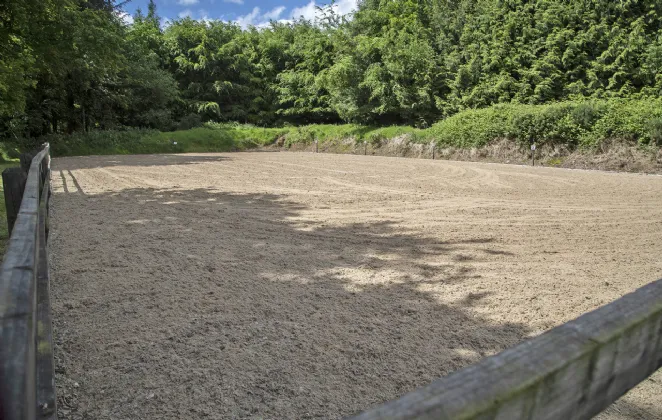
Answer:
[2,0,661,138]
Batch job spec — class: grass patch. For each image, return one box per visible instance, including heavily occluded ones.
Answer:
[31,125,287,157]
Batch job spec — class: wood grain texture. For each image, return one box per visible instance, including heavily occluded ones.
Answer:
[350,279,662,420]
[0,145,51,420]
[36,169,56,420]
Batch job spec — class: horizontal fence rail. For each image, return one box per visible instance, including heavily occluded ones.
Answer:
[350,279,662,420]
[0,144,55,420]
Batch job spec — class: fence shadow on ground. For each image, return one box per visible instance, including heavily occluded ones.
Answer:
[51,185,529,419]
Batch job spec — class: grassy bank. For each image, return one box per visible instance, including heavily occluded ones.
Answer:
[7,98,662,158]
[23,124,431,157]
[38,125,285,157]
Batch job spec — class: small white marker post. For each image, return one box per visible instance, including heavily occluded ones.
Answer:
[315,139,318,153]
[364,140,367,156]
[531,142,536,166]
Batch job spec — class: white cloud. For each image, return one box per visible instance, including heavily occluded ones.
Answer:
[290,1,317,21]
[178,0,199,4]
[234,6,288,28]
[290,0,357,21]
[334,0,358,15]
[118,11,134,25]
[263,6,286,21]
[235,7,261,28]
[224,0,244,4]
[178,9,193,18]
[233,0,357,29]
[198,9,212,23]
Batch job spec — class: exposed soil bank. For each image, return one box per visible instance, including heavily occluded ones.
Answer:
[281,136,662,174]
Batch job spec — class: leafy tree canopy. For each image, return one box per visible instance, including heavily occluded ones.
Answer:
[2,0,661,136]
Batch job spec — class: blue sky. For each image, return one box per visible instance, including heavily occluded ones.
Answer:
[121,0,358,28]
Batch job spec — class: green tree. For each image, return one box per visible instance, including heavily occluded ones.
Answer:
[122,1,180,129]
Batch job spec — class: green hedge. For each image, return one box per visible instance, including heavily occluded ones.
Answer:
[428,98,662,148]
[8,98,662,157]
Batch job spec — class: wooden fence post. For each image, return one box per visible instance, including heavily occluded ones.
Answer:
[2,167,28,236]
[19,153,33,173]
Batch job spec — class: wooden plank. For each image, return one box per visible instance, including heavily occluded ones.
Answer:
[36,172,56,420]
[0,315,37,419]
[349,279,662,420]
[0,174,40,420]
[0,162,41,318]
[0,144,50,420]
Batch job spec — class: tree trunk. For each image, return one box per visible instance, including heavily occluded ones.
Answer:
[82,106,86,133]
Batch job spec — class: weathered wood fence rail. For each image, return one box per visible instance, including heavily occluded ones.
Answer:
[351,279,662,419]
[0,144,55,420]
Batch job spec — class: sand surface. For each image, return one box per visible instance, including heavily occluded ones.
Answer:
[50,152,662,419]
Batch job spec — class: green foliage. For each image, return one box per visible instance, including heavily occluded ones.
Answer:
[432,0,662,111]
[324,0,440,124]
[34,125,282,157]
[650,119,662,147]
[0,0,57,116]
[122,8,180,130]
[177,113,203,131]
[3,0,662,147]
[5,98,659,161]
[429,98,662,148]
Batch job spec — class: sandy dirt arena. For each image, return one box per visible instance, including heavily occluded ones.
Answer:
[49,152,662,419]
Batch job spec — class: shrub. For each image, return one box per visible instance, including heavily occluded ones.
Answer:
[177,113,203,131]
[429,98,662,148]
[650,118,662,146]
[143,109,176,131]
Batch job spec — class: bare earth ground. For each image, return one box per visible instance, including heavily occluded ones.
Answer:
[50,151,662,419]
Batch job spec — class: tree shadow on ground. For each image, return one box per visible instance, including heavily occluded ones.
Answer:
[53,154,232,170]
[52,186,529,419]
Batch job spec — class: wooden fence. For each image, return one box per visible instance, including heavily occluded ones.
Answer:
[351,278,662,419]
[0,144,55,420]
